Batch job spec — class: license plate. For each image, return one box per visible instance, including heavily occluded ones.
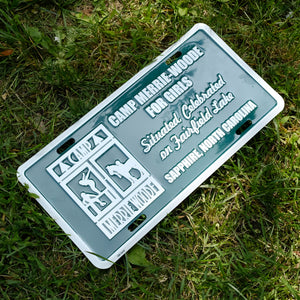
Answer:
[18,24,284,269]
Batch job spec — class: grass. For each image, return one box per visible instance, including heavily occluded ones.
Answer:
[0,0,299,299]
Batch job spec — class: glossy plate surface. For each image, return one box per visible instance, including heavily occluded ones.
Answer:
[18,24,284,269]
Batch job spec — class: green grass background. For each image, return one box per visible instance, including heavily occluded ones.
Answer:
[0,0,299,299]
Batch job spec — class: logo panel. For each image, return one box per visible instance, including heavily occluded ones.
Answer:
[47,124,164,239]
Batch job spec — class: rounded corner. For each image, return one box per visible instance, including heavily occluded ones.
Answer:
[194,23,210,31]
[16,165,26,184]
[90,257,114,269]
[193,23,212,34]
[277,95,285,113]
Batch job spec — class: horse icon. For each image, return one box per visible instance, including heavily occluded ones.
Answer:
[106,159,142,185]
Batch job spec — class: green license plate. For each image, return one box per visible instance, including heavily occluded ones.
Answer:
[18,24,284,269]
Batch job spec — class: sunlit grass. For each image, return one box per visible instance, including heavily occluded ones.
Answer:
[0,0,299,298]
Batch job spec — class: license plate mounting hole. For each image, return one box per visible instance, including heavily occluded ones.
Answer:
[236,120,252,135]
[128,214,147,232]
[165,51,182,65]
[57,138,75,154]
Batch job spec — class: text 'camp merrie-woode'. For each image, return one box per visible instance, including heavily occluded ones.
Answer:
[107,45,204,127]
